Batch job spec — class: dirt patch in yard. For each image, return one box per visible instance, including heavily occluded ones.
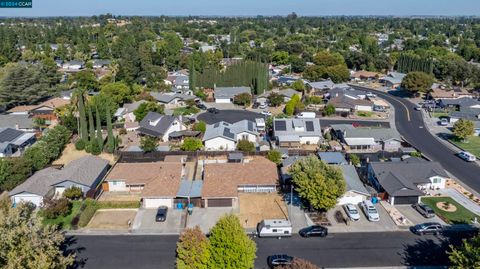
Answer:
[53,143,116,166]
[98,192,141,202]
[238,193,288,228]
[87,209,137,230]
[436,202,457,212]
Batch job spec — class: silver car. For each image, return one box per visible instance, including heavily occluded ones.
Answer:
[361,200,380,222]
[343,203,360,221]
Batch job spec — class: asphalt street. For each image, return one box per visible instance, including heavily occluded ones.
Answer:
[351,85,480,195]
[69,232,456,269]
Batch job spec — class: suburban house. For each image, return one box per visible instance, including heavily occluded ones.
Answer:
[172,75,190,90]
[367,158,449,205]
[0,128,36,157]
[331,124,402,152]
[273,118,323,147]
[380,72,406,89]
[439,97,480,110]
[429,86,473,100]
[62,60,85,71]
[7,97,70,124]
[114,100,146,122]
[327,95,374,115]
[201,157,278,207]
[203,120,259,151]
[257,89,301,104]
[103,159,185,208]
[10,156,109,207]
[280,155,306,184]
[276,76,300,86]
[307,79,335,93]
[326,86,368,100]
[150,92,197,107]
[137,112,186,141]
[336,165,370,205]
[318,152,348,165]
[214,86,251,103]
[0,114,35,132]
[350,71,380,81]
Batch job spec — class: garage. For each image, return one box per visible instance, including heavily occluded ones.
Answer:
[206,198,233,207]
[143,198,173,208]
[11,193,43,207]
[392,196,419,205]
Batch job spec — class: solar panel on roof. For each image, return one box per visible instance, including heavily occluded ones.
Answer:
[274,120,287,131]
[0,128,22,143]
[305,121,314,132]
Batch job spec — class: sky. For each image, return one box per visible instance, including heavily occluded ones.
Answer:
[0,0,479,17]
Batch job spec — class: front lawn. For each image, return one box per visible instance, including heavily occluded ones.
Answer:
[42,200,82,229]
[431,112,449,118]
[449,136,480,158]
[421,196,479,224]
[357,111,374,117]
[173,106,200,116]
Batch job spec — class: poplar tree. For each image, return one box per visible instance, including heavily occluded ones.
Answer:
[95,106,103,150]
[77,93,88,141]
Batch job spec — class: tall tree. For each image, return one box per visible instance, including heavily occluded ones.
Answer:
[208,214,256,269]
[448,236,480,268]
[95,106,103,150]
[77,92,89,141]
[289,155,346,211]
[0,201,75,268]
[401,72,434,94]
[105,106,115,153]
[453,119,475,142]
[176,226,210,269]
[88,105,95,142]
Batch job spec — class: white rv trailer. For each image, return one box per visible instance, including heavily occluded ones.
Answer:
[257,219,292,238]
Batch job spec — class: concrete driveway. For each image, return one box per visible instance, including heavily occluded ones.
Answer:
[186,207,234,233]
[132,208,185,234]
[396,205,446,225]
[327,204,399,233]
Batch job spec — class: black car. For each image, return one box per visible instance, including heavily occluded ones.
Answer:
[299,225,328,238]
[197,103,207,110]
[207,107,219,114]
[411,222,443,235]
[155,206,168,222]
[267,254,294,268]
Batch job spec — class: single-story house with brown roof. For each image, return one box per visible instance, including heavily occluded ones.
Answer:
[104,160,183,208]
[201,157,279,208]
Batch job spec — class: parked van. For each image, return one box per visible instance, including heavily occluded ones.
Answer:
[296,112,316,119]
[257,219,292,238]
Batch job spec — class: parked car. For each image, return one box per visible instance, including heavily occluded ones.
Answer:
[259,103,268,109]
[207,107,219,114]
[360,200,380,222]
[261,110,272,116]
[458,151,476,162]
[343,203,361,221]
[438,118,448,126]
[267,254,294,268]
[412,203,436,218]
[299,225,328,238]
[196,103,207,110]
[411,222,443,235]
[252,102,260,109]
[414,103,422,111]
[155,206,168,222]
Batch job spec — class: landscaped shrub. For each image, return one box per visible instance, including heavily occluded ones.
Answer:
[63,186,83,200]
[78,199,99,227]
[74,139,86,150]
[42,198,72,219]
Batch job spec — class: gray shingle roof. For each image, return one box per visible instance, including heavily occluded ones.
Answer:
[369,160,448,197]
[336,165,369,196]
[307,79,335,90]
[138,112,177,137]
[10,156,109,197]
[318,152,348,165]
[150,92,196,104]
[343,128,401,141]
[0,114,34,129]
[440,98,480,108]
[203,120,258,142]
[214,87,251,99]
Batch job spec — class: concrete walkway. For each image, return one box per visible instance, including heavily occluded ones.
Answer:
[432,188,480,216]
[286,204,308,233]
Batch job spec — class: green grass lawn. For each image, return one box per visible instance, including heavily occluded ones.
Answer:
[173,106,200,116]
[449,136,480,158]
[421,197,479,224]
[357,111,374,117]
[42,200,82,229]
[431,112,449,118]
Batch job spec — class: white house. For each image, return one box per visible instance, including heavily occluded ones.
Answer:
[273,118,323,148]
[336,165,370,205]
[10,156,109,207]
[203,120,259,151]
[214,87,251,103]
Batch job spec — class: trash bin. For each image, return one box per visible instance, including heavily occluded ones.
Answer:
[187,204,193,215]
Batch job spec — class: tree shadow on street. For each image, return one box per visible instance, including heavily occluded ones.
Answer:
[62,236,87,269]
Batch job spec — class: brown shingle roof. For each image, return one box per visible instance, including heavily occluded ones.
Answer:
[7,105,38,113]
[202,157,279,198]
[38,97,70,109]
[105,162,182,198]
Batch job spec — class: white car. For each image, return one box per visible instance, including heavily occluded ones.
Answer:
[458,151,476,162]
[361,200,380,222]
[438,119,448,126]
[258,103,268,109]
[343,203,360,221]
[261,110,272,116]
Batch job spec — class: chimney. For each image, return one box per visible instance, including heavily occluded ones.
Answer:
[15,123,19,130]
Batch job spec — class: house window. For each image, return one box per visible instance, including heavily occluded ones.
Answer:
[112,181,118,186]
[432,178,441,184]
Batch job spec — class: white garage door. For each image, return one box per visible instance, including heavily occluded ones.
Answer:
[13,195,43,207]
[337,194,365,206]
[143,198,172,208]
